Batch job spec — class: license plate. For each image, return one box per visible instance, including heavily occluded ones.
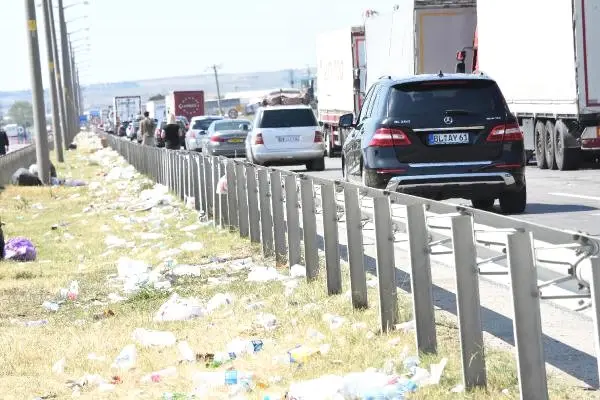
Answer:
[428,133,469,145]
[277,136,300,143]
[228,138,244,143]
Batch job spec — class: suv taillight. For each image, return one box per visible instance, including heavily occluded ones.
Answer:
[254,133,264,145]
[314,130,323,142]
[487,123,523,142]
[369,128,411,147]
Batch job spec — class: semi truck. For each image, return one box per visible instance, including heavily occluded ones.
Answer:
[165,91,205,126]
[316,25,366,157]
[146,100,166,121]
[112,96,142,130]
[364,0,476,90]
[458,0,600,171]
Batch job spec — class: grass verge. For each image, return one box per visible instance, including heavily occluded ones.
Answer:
[0,132,592,399]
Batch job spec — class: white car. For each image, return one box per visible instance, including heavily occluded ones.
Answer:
[185,116,224,151]
[245,105,325,171]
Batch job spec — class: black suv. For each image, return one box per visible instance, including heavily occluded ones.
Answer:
[339,73,526,214]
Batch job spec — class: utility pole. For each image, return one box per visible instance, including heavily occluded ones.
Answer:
[48,0,68,155]
[41,0,64,162]
[69,40,79,137]
[211,64,223,116]
[57,0,74,145]
[24,0,51,183]
[289,69,295,88]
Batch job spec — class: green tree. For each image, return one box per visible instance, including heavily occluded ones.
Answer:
[149,94,165,101]
[8,101,34,127]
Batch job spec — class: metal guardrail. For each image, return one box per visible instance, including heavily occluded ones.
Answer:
[102,132,600,398]
[0,140,55,186]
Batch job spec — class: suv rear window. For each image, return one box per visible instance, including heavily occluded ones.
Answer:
[259,109,317,128]
[388,80,507,117]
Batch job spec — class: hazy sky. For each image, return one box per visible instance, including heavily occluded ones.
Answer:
[1,0,396,91]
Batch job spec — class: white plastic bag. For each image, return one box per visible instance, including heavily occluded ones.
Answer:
[216,175,227,195]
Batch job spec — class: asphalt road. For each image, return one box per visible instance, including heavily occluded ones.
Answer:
[6,143,31,154]
[278,157,600,236]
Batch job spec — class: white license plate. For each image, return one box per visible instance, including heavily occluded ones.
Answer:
[277,136,300,143]
[428,133,469,145]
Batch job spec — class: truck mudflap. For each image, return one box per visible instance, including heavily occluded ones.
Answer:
[580,126,600,150]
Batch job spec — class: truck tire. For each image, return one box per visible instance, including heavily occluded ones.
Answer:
[499,186,527,214]
[544,120,557,170]
[554,120,580,171]
[534,120,547,169]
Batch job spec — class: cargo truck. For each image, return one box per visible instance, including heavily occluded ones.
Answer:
[146,100,166,121]
[364,0,476,90]
[112,96,142,131]
[165,91,205,127]
[316,26,366,157]
[457,0,600,171]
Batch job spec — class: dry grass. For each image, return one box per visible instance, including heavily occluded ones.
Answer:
[0,134,594,399]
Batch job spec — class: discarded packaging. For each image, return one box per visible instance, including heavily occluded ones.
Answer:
[132,328,177,347]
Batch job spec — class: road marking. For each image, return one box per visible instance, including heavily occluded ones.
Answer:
[549,192,600,201]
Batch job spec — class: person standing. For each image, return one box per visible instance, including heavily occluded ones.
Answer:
[139,111,156,146]
[163,114,181,150]
[0,128,9,155]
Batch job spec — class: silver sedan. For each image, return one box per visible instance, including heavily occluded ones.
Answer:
[201,119,252,158]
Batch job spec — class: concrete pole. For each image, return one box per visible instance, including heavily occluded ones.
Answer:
[211,64,223,116]
[41,0,64,162]
[24,0,51,183]
[57,0,74,145]
[69,41,79,137]
[48,0,68,155]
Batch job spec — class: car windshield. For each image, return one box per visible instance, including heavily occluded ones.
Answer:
[192,119,218,130]
[259,109,317,128]
[388,80,507,117]
[214,120,250,131]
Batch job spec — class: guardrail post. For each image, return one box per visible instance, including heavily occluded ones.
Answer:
[226,161,238,231]
[219,159,229,228]
[187,153,193,199]
[344,186,368,309]
[258,168,274,257]
[589,257,600,389]
[246,165,260,243]
[270,170,286,264]
[212,156,220,227]
[300,176,319,281]
[167,151,172,191]
[197,155,205,213]
[180,154,186,201]
[321,182,341,295]
[174,153,180,196]
[507,231,548,400]
[373,196,398,333]
[406,203,437,354]
[451,215,487,389]
[236,163,249,238]
[203,156,212,217]
[285,174,301,267]
[191,154,201,212]
[170,151,176,193]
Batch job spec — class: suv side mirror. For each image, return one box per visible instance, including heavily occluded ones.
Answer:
[339,113,354,128]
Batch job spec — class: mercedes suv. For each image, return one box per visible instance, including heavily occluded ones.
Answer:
[339,73,526,214]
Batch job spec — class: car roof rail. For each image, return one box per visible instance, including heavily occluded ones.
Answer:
[378,75,391,80]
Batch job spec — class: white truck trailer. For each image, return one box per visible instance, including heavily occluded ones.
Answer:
[364,0,477,90]
[316,26,366,157]
[470,0,600,171]
[146,100,166,121]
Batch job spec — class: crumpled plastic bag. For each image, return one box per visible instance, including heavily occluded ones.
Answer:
[4,237,37,261]
[153,293,206,322]
[216,175,227,195]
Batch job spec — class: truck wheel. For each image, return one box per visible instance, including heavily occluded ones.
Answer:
[534,121,547,169]
[554,120,580,171]
[544,120,557,170]
[499,186,527,214]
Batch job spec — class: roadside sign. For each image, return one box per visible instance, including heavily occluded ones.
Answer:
[228,108,239,119]
[79,115,88,124]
